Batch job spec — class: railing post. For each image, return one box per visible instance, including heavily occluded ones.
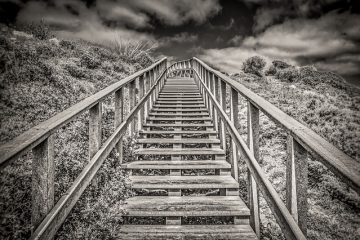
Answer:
[219,80,227,150]
[230,88,239,180]
[138,74,145,131]
[286,135,308,236]
[115,87,124,163]
[89,102,102,159]
[129,80,136,135]
[211,74,218,132]
[247,101,260,238]
[31,135,54,232]
[145,72,150,124]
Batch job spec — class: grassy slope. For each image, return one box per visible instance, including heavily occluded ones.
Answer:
[231,70,360,239]
[0,26,150,239]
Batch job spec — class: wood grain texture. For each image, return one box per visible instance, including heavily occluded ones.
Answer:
[122,160,230,169]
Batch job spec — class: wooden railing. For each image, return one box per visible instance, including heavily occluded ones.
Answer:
[168,58,360,239]
[0,58,168,239]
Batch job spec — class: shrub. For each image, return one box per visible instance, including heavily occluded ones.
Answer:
[80,53,101,69]
[25,20,52,40]
[111,38,156,63]
[60,40,76,50]
[242,56,266,77]
[272,60,292,69]
[275,67,300,82]
[265,65,277,76]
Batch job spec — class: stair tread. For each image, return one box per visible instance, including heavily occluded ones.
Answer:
[140,130,216,134]
[123,196,249,217]
[148,113,209,116]
[152,108,208,112]
[143,123,213,127]
[130,175,239,189]
[147,117,211,121]
[137,138,220,144]
[122,160,230,169]
[134,148,225,155]
[118,225,257,240]
[153,105,205,108]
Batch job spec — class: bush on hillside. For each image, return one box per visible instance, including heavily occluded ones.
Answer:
[242,56,266,77]
[24,20,52,40]
[275,67,300,82]
[265,60,292,76]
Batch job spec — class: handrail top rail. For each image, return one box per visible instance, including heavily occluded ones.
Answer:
[190,57,360,193]
[0,57,167,169]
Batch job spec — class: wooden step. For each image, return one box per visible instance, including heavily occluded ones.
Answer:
[158,95,202,98]
[134,148,225,155]
[118,225,257,240]
[143,123,213,127]
[122,160,230,170]
[129,175,239,189]
[153,104,205,108]
[148,112,209,116]
[139,130,216,135]
[147,117,212,121]
[123,196,249,217]
[157,98,203,101]
[152,108,208,112]
[155,101,204,104]
[137,138,220,144]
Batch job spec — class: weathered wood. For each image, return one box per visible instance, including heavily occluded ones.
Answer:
[286,135,308,235]
[219,79,227,150]
[137,138,219,144]
[0,58,166,169]
[31,136,54,232]
[138,75,145,131]
[89,102,102,159]
[118,225,257,240]
[134,148,225,155]
[194,57,359,194]
[230,88,239,181]
[130,175,239,189]
[196,70,306,240]
[122,160,230,170]
[129,80,136,135]
[247,101,261,238]
[30,59,166,240]
[124,196,249,217]
[114,88,124,163]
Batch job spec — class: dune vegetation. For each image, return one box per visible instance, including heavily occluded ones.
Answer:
[231,56,359,240]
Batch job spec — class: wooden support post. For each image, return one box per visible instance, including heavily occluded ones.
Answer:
[115,87,124,163]
[138,75,145,131]
[219,80,227,150]
[31,136,54,232]
[129,80,136,135]
[286,135,308,236]
[230,88,239,181]
[89,102,102,159]
[247,101,260,238]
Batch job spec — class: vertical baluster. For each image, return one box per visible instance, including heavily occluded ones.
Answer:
[219,80,226,150]
[144,72,149,124]
[286,135,308,235]
[138,75,145,131]
[247,101,260,237]
[32,136,54,232]
[115,87,124,162]
[230,88,239,180]
[129,80,136,135]
[210,74,218,132]
[89,102,102,158]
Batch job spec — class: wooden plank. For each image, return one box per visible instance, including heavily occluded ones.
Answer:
[114,88,124,163]
[0,58,166,169]
[153,104,205,108]
[122,160,230,170]
[194,57,360,194]
[129,80,136,135]
[130,175,239,189]
[89,102,102,159]
[286,135,308,236]
[147,117,211,121]
[137,138,220,144]
[148,112,209,116]
[143,123,213,127]
[195,71,306,240]
[118,225,257,240]
[134,148,225,155]
[31,136,54,231]
[29,60,165,240]
[124,196,249,217]
[247,101,260,238]
[230,88,239,180]
[151,108,208,112]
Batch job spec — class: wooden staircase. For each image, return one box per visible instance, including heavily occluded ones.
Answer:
[120,77,257,239]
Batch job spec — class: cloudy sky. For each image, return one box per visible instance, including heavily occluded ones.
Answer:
[1,0,359,85]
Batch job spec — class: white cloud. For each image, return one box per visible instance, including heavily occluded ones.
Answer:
[199,11,360,77]
[160,32,198,47]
